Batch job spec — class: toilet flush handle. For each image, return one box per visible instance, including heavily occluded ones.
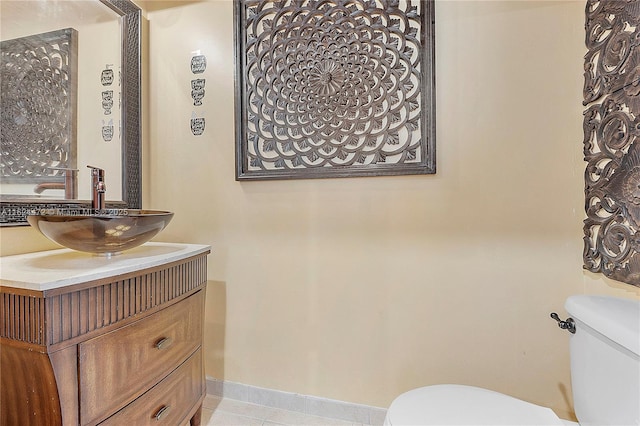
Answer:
[550,312,576,334]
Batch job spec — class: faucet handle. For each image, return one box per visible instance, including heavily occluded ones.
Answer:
[550,312,576,334]
[87,165,105,178]
[49,167,79,172]
[49,167,78,178]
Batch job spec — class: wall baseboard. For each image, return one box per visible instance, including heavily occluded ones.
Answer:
[206,377,388,425]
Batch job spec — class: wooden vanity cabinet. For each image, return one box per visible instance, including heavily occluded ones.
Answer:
[0,247,209,426]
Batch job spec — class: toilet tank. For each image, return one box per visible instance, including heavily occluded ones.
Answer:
[565,295,640,426]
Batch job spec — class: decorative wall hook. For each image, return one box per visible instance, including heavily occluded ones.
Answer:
[102,90,113,115]
[191,112,205,136]
[190,55,206,74]
[102,119,114,142]
[191,78,205,106]
[101,64,114,86]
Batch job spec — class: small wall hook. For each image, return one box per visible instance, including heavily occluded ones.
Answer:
[550,312,576,334]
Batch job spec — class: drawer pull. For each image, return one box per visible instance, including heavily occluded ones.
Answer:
[153,404,171,421]
[154,337,173,350]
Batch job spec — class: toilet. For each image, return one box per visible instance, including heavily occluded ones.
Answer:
[384,295,640,425]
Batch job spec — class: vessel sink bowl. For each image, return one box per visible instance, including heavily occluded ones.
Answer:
[27,209,174,255]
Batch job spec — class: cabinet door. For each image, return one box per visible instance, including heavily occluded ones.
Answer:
[79,291,203,424]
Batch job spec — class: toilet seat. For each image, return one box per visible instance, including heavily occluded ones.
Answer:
[384,384,565,426]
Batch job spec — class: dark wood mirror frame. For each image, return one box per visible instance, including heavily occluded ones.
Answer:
[0,0,141,226]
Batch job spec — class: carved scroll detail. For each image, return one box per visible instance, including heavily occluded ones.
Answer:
[583,0,640,286]
[0,28,77,183]
[235,0,435,179]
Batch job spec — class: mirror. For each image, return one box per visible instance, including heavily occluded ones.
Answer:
[0,0,141,226]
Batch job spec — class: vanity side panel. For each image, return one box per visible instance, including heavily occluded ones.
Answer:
[0,290,59,425]
[0,342,62,426]
[198,283,207,399]
[49,345,79,426]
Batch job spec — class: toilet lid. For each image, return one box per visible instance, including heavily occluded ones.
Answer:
[386,384,565,426]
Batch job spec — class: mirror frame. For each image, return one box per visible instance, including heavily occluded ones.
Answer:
[0,0,141,226]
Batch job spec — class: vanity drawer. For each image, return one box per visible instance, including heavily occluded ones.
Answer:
[79,291,204,425]
[100,349,204,425]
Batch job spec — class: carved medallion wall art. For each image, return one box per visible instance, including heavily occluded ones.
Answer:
[234,0,435,180]
[0,28,78,183]
[583,0,640,286]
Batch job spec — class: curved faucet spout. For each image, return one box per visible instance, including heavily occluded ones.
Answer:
[33,182,65,194]
[33,168,78,199]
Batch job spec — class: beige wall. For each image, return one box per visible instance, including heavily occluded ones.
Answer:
[3,0,640,421]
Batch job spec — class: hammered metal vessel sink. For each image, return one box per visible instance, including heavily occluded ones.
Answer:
[27,209,174,255]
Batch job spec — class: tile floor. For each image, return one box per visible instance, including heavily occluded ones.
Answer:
[199,395,383,426]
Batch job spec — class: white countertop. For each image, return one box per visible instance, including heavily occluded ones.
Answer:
[0,242,211,291]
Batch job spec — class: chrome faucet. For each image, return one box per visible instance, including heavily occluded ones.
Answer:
[33,167,78,199]
[87,165,106,210]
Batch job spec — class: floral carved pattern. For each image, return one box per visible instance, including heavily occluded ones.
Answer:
[583,0,640,286]
[234,0,435,179]
[0,28,77,183]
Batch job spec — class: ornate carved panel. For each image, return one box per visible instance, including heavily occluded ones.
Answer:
[583,0,640,286]
[0,28,78,183]
[234,0,435,180]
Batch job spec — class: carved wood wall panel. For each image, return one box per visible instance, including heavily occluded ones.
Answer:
[583,0,640,286]
[0,28,77,184]
[234,0,435,180]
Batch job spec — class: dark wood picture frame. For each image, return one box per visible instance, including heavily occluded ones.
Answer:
[234,0,435,180]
